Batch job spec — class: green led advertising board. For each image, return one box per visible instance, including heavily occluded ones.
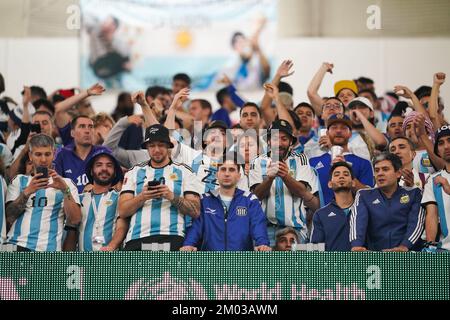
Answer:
[0,252,448,300]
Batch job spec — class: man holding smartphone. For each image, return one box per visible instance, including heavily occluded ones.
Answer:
[118,124,202,251]
[5,134,81,251]
[250,120,320,245]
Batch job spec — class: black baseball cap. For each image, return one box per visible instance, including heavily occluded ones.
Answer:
[268,119,297,144]
[142,124,174,149]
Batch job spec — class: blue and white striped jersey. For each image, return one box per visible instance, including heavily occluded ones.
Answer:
[422,169,450,250]
[249,151,319,241]
[6,175,80,251]
[414,150,436,175]
[0,143,13,167]
[173,141,249,192]
[121,160,202,243]
[0,176,7,245]
[78,190,119,251]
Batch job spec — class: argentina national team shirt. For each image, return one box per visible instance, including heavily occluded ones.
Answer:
[53,144,112,193]
[6,175,80,251]
[249,151,320,241]
[413,150,436,175]
[350,186,424,251]
[172,135,249,193]
[121,160,202,243]
[0,143,13,167]
[78,190,119,251]
[422,169,450,250]
[0,176,7,245]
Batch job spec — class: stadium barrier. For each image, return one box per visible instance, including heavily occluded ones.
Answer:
[0,252,448,300]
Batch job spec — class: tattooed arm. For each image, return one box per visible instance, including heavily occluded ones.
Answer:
[5,193,29,228]
[6,173,48,229]
[170,193,201,219]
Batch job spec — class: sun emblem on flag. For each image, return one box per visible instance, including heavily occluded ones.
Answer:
[176,29,193,49]
[169,173,178,181]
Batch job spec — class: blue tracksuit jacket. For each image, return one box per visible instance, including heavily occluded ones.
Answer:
[183,188,269,251]
[310,200,352,251]
[350,186,424,251]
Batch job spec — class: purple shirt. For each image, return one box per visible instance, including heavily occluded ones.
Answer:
[58,123,73,146]
[53,144,111,193]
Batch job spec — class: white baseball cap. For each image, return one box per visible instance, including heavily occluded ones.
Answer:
[347,97,374,111]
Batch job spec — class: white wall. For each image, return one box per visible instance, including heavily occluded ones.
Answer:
[1,37,449,121]
[0,38,80,102]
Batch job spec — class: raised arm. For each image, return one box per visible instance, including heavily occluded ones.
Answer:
[103,115,144,168]
[264,82,294,129]
[21,86,32,124]
[352,109,388,148]
[54,83,105,128]
[260,60,295,124]
[164,88,190,130]
[11,87,32,155]
[251,17,270,81]
[415,113,446,171]
[394,85,427,115]
[307,62,334,116]
[132,91,159,128]
[429,72,446,129]
[261,60,294,123]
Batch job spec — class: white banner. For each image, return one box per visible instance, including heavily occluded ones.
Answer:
[80,0,277,91]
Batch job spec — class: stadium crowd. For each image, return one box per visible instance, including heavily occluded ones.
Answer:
[0,60,449,253]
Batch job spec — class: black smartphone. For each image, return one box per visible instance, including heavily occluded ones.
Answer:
[30,123,41,134]
[36,166,48,179]
[147,180,161,189]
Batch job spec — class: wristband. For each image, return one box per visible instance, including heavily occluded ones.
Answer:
[424,241,439,247]
[64,223,80,232]
[63,186,71,197]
